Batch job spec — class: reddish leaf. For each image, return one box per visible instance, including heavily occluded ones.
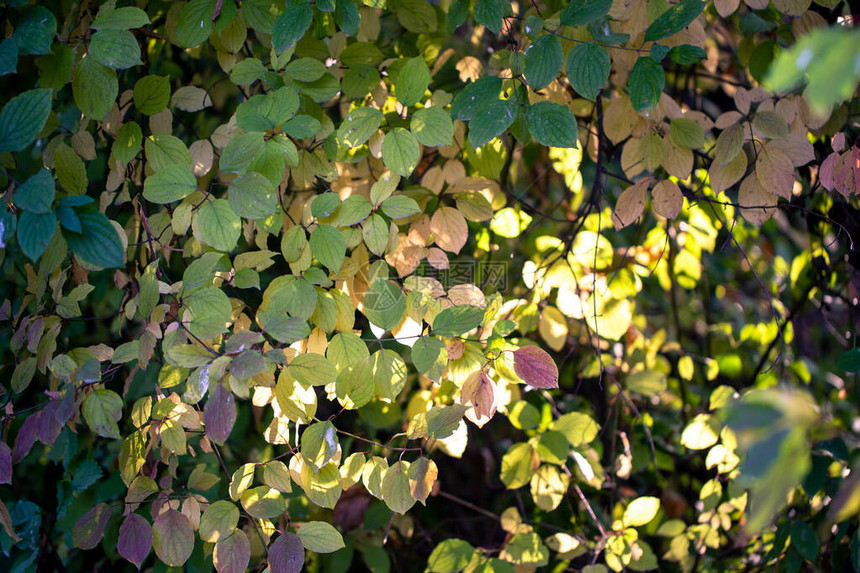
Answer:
[513,346,559,389]
[118,513,152,569]
[204,383,236,445]
[72,503,112,550]
[12,413,39,463]
[152,509,195,567]
[214,530,251,573]
[268,532,305,573]
[0,441,11,484]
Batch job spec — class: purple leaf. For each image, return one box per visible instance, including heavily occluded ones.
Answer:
[152,509,195,567]
[268,532,305,573]
[214,530,251,573]
[513,345,559,389]
[204,383,236,445]
[72,503,112,550]
[0,442,11,484]
[118,513,152,569]
[12,413,39,463]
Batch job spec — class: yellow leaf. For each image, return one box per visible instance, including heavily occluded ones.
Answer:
[538,305,568,352]
[622,496,661,527]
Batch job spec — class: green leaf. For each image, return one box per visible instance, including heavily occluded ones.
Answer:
[15,169,54,214]
[524,35,563,91]
[301,421,339,467]
[668,118,703,150]
[527,101,578,149]
[335,0,360,36]
[550,412,600,446]
[0,89,52,153]
[219,132,265,174]
[382,461,416,514]
[428,539,475,573]
[54,143,87,195]
[240,486,286,519]
[622,496,661,527]
[566,43,610,101]
[289,353,338,386]
[644,0,706,42]
[114,121,142,164]
[501,442,534,489]
[382,128,420,177]
[91,6,151,29]
[90,29,142,69]
[411,106,454,147]
[13,6,56,56]
[146,134,192,172]
[380,195,421,219]
[236,88,300,132]
[474,0,512,36]
[0,39,17,76]
[73,57,118,121]
[17,210,55,262]
[63,208,125,268]
[197,198,242,252]
[560,0,612,26]
[309,224,346,271]
[432,305,484,337]
[296,521,345,554]
[390,0,438,33]
[468,99,516,148]
[667,44,706,65]
[837,349,860,373]
[370,349,407,401]
[330,194,372,227]
[186,286,231,339]
[311,193,341,219]
[230,57,266,85]
[411,336,447,383]
[134,75,171,115]
[83,389,123,439]
[364,279,406,331]
[337,107,382,148]
[628,57,665,111]
[272,0,314,54]
[450,76,503,121]
[228,172,277,219]
[283,115,322,139]
[143,164,198,204]
[789,521,819,562]
[176,0,215,48]
[395,57,431,107]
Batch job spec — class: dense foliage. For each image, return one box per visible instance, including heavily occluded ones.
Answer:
[0,0,858,571]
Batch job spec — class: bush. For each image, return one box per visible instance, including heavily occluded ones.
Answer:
[0,0,859,571]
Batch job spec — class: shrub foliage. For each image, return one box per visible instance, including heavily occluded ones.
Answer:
[0,0,858,571]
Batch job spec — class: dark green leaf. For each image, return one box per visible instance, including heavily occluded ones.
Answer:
[17,210,56,261]
[560,0,612,27]
[524,35,562,91]
[447,0,469,32]
[309,224,346,271]
[565,43,610,101]
[468,99,517,148]
[228,173,277,220]
[474,0,512,36]
[838,349,860,373]
[73,57,118,121]
[395,57,431,107]
[628,57,664,111]
[91,7,151,30]
[90,29,142,69]
[134,75,171,115]
[15,169,54,214]
[176,0,215,48]
[113,121,143,165]
[450,76,503,121]
[63,208,125,268]
[13,6,57,56]
[644,0,706,42]
[668,44,707,65]
[0,39,18,76]
[272,1,314,54]
[335,0,360,36]
[0,89,52,153]
[527,101,578,148]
